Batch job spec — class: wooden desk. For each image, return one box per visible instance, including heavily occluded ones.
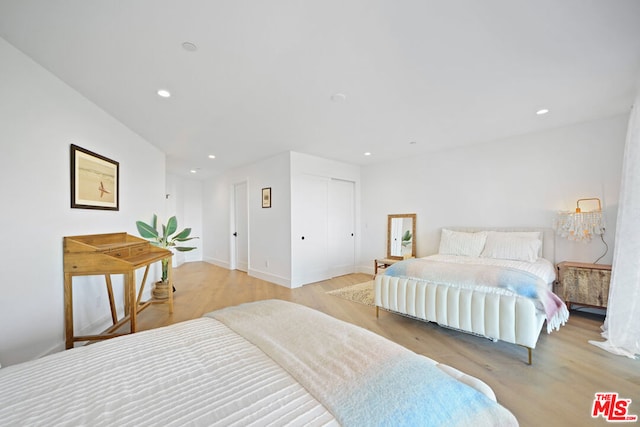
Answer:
[63,232,173,349]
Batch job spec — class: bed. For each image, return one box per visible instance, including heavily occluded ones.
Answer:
[375,227,569,364]
[0,299,517,426]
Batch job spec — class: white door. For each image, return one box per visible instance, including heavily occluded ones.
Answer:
[291,174,329,286]
[233,182,249,272]
[328,179,355,277]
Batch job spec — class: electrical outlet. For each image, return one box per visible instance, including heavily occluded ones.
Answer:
[265,260,269,268]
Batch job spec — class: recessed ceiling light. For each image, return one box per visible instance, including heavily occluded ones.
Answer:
[190,169,197,174]
[157,89,171,98]
[331,93,347,102]
[208,154,216,159]
[536,108,549,115]
[182,41,197,52]
[364,152,371,156]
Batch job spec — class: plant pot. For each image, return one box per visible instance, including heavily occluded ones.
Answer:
[152,280,170,300]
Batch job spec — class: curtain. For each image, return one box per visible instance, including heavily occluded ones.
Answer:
[590,91,640,359]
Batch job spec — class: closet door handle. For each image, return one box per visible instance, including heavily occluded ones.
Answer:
[233,232,238,237]
[301,236,305,240]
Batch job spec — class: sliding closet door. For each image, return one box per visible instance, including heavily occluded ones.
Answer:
[291,174,329,287]
[291,175,356,287]
[328,179,355,277]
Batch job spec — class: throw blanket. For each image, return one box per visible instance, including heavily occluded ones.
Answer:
[208,299,518,427]
[384,258,569,333]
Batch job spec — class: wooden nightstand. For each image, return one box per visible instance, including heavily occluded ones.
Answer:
[373,258,399,277]
[555,261,612,310]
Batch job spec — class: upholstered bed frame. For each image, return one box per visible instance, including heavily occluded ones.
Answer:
[375,227,556,365]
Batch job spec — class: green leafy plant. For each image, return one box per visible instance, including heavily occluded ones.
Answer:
[136,214,198,282]
[402,230,412,247]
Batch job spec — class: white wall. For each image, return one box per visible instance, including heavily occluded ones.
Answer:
[203,151,361,288]
[359,114,628,273]
[203,151,292,286]
[165,174,203,269]
[0,38,167,366]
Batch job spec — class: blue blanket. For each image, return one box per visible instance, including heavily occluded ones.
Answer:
[384,258,569,332]
[209,299,518,427]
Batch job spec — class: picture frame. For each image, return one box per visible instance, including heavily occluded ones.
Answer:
[262,187,272,208]
[70,144,119,210]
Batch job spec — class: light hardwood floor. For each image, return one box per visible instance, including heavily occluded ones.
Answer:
[137,262,639,427]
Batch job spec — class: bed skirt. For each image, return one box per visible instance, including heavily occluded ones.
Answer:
[375,275,546,361]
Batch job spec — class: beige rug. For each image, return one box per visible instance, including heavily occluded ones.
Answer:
[326,281,374,306]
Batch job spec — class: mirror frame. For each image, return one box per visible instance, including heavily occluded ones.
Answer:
[387,213,416,260]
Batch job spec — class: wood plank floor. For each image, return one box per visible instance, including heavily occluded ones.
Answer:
[137,262,639,427]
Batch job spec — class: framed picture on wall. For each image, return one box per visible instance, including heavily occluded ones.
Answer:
[262,187,271,208]
[70,144,119,210]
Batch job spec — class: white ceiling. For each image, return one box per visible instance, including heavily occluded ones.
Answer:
[1,1,640,179]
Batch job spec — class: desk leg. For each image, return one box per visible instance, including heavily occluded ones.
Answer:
[64,273,74,350]
[127,271,137,333]
[167,258,174,313]
[104,274,118,325]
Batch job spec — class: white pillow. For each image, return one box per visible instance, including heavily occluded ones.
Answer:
[438,229,488,257]
[481,232,541,262]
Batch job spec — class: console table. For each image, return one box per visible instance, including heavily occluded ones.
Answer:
[63,232,173,349]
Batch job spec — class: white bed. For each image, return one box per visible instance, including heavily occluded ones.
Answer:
[375,227,568,364]
[0,299,517,426]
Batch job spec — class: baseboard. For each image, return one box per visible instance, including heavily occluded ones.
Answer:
[358,264,376,276]
[203,257,230,269]
[248,268,292,288]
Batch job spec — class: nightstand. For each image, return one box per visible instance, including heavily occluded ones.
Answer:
[373,258,399,277]
[555,261,612,310]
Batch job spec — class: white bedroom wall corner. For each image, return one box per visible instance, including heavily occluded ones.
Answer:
[165,174,204,268]
[234,152,292,286]
[0,38,166,366]
[201,152,293,287]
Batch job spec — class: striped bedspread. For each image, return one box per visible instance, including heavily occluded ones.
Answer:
[210,299,518,427]
[0,300,517,426]
[0,317,336,426]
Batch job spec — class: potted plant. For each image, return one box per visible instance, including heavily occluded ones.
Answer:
[136,214,198,299]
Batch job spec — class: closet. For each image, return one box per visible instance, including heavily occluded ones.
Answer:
[291,174,355,287]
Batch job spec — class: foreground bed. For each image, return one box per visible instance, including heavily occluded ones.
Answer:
[0,299,517,426]
[375,228,569,364]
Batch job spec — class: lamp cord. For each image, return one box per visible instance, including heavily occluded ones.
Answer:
[594,230,608,264]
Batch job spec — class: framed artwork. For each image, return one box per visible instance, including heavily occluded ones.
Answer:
[262,187,272,208]
[70,144,119,210]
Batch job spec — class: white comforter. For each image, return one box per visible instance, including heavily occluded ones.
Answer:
[424,254,556,285]
[0,301,517,427]
[0,317,336,427]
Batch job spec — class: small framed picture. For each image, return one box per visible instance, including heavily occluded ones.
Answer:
[262,187,272,208]
[70,144,119,210]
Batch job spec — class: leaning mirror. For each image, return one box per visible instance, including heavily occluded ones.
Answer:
[387,213,416,259]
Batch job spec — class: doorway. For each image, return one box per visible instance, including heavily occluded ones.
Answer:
[233,181,249,272]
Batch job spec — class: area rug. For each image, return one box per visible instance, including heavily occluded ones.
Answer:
[326,281,374,306]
